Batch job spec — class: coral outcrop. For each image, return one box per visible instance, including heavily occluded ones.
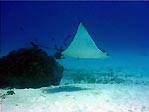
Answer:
[0,47,64,88]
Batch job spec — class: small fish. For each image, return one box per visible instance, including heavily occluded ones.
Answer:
[30,42,39,48]
[64,34,71,42]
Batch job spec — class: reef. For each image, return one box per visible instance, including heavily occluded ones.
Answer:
[0,47,64,89]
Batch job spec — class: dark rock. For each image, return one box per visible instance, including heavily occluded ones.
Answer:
[0,47,64,89]
[7,90,15,95]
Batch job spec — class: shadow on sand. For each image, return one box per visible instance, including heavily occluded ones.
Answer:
[41,85,92,93]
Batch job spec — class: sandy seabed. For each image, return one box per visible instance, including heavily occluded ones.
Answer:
[1,55,149,112]
[1,84,149,112]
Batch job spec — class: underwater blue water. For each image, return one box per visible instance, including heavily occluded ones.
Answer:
[1,1,149,57]
[1,3,149,111]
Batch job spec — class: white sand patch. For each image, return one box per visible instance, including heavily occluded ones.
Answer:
[1,84,149,112]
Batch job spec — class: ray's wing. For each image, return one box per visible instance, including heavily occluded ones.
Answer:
[62,22,108,59]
